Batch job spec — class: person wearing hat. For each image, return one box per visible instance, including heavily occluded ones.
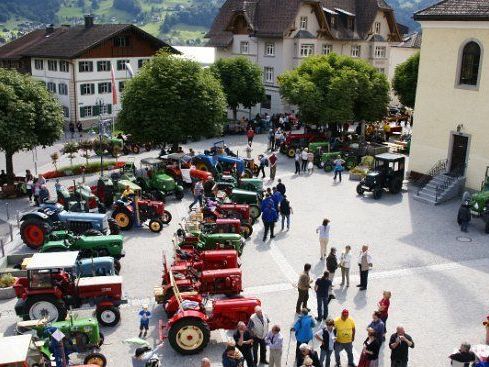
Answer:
[138,305,151,338]
[291,309,316,357]
[296,344,320,367]
[132,342,164,367]
[334,309,356,367]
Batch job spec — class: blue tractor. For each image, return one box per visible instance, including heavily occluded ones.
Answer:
[19,203,119,250]
[192,154,253,178]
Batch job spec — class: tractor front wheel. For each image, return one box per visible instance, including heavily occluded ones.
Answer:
[20,219,51,249]
[373,188,383,200]
[287,148,296,158]
[149,219,163,233]
[96,306,120,327]
[356,185,365,196]
[249,205,261,220]
[240,223,253,239]
[132,145,140,154]
[84,352,107,367]
[26,295,67,323]
[161,210,172,224]
[168,317,211,355]
[112,209,134,231]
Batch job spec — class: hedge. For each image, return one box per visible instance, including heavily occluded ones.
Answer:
[43,161,125,179]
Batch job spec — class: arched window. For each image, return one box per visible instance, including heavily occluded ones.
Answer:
[459,41,481,86]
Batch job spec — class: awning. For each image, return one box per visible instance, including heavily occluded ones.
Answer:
[322,7,338,15]
[335,8,355,16]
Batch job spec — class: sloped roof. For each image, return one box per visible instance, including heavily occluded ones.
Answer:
[395,32,422,48]
[0,24,178,60]
[414,0,489,21]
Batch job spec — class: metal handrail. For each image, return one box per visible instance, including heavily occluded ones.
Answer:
[415,159,448,194]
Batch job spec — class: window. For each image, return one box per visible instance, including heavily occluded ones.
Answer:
[262,94,271,110]
[117,59,130,71]
[98,82,112,94]
[79,61,93,72]
[34,59,44,70]
[300,16,308,30]
[265,43,275,56]
[80,83,95,95]
[330,16,336,29]
[59,61,69,72]
[97,61,111,72]
[100,104,112,115]
[62,106,69,118]
[374,46,386,59]
[114,36,129,47]
[58,83,68,95]
[351,45,361,57]
[119,81,125,92]
[459,41,481,86]
[300,44,314,57]
[374,22,381,34]
[80,106,93,118]
[264,67,274,83]
[47,82,56,93]
[48,60,57,71]
[347,17,354,30]
[138,59,149,68]
[322,44,332,55]
[240,41,249,54]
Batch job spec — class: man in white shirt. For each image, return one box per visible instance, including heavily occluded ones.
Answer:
[316,219,331,260]
[248,306,270,365]
[357,245,373,290]
[315,319,335,367]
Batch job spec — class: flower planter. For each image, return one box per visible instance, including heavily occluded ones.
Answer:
[0,286,16,300]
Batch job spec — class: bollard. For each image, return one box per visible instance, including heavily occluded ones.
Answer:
[0,239,4,257]
[5,203,9,220]
[9,224,13,242]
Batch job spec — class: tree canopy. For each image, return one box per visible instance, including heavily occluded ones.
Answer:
[392,52,419,108]
[211,57,265,120]
[118,51,227,145]
[0,68,64,181]
[278,54,390,126]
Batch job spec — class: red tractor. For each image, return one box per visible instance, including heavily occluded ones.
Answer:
[160,152,213,186]
[13,252,125,327]
[281,132,329,158]
[202,203,254,226]
[112,198,172,233]
[173,248,241,271]
[181,218,252,239]
[159,270,261,355]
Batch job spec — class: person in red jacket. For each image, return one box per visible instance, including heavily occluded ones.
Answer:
[247,128,255,144]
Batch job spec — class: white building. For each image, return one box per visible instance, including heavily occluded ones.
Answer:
[206,0,403,116]
[0,16,178,128]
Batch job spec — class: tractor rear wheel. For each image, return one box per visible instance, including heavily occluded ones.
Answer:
[240,223,253,239]
[149,219,163,233]
[84,352,107,367]
[287,148,296,158]
[112,209,134,231]
[389,177,403,194]
[373,188,383,200]
[25,295,67,323]
[249,205,261,220]
[168,317,210,355]
[20,218,51,249]
[132,145,140,154]
[96,306,120,327]
[161,210,172,224]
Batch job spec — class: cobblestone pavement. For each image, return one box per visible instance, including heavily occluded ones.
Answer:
[1,132,488,367]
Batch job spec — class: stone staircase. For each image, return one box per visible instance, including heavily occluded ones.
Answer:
[414,173,466,205]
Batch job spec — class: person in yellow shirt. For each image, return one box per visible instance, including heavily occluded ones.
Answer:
[121,185,134,200]
[383,121,392,141]
[334,309,355,366]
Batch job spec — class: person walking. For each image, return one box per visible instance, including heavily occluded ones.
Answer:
[296,263,312,314]
[314,319,335,367]
[333,155,345,182]
[247,128,255,144]
[339,245,352,287]
[357,245,373,291]
[268,129,275,151]
[358,327,381,367]
[296,344,320,367]
[272,187,283,211]
[265,325,283,367]
[377,291,391,335]
[25,175,34,202]
[259,154,268,178]
[262,200,278,241]
[269,153,278,180]
[138,305,151,338]
[368,311,385,341]
[276,179,286,195]
[279,195,292,230]
[248,306,270,365]
[326,248,338,284]
[457,201,471,232]
[333,309,356,367]
[295,149,301,175]
[76,121,83,138]
[315,271,332,321]
[234,322,255,367]
[316,219,330,261]
[301,148,309,173]
[389,326,414,367]
[189,179,204,210]
[292,309,316,355]
[307,150,314,175]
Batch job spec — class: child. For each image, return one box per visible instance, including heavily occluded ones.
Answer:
[138,305,151,338]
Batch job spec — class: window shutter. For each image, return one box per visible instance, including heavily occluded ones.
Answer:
[93,105,100,116]
[80,107,85,118]
[107,104,112,114]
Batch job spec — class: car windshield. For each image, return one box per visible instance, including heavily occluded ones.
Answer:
[29,270,53,288]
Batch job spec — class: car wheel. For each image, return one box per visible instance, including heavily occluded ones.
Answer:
[84,352,107,367]
[149,219,163,233]
[161,210,172,224]
[96,306,120,327]
[168,317,210,355]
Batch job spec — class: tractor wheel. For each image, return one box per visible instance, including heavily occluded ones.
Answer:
[96,306,120,327]
[356,184,365,196]
[168,317,210,355]
[287,148,296,158]
[240,223,253,239]
[108,218,120,235]
[243,169,253,178]
[132,145,140,154]
[25,295,67,323]
[112,209,134,231]
[161,210,172,224]
[373,188,383,200]
[84,352,107,367]
[195,162,209,172]
[249,205,261,220]
[20,218,51,249]
[175,190,184,200]
[389,177,403,194]
[114,260,121,274]
[149,219,163,233]
[323,164,333,173]
[280,145,287,154]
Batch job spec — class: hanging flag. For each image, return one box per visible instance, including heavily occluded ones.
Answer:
[125,62,135,78]
[111,65,117,106]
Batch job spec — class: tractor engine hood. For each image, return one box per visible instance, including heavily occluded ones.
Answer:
[154,174,174,183]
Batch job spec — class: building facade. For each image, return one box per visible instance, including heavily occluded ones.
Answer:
[409,0,489,190]
[206,0,402,115]
[0,16,178,128]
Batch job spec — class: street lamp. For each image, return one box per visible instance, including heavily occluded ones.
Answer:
[96,98,105,177]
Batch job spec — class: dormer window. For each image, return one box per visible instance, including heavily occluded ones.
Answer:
[331,16,336,29]
[114,36,129,47]
[374,22,381,34]
[347,17,354,30]
[300,17,308,30]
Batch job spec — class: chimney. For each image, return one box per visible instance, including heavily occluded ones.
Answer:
[84,14,94,28]
[46,24,55,34]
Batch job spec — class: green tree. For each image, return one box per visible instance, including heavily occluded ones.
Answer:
[278,54,390,128]
[78,140,93,165]
[62,141,78,167]
[0,69,64,182]
[118,51,227,146]
[392,52,420,108]
[211,57,265,121]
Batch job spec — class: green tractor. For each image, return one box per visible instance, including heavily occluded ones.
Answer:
[215,175,264,198]
[177,233,245,255]
[468,166,489,233]
[137,158,184,201]
[218,188,262,220]
[308,142,357,172]
[93,136,123,158]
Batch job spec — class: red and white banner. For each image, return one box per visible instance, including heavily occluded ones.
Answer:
[111,65,118,105]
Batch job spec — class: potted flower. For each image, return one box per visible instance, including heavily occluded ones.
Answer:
[0,273,16,299]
